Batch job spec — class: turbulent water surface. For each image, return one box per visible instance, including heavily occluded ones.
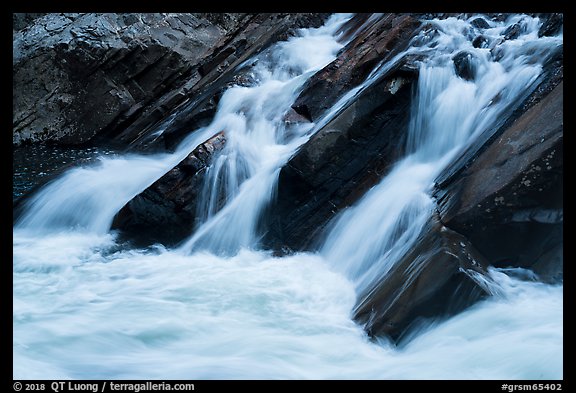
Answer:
[13,13,563,379]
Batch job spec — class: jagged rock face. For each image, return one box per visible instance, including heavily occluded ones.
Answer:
[290,14,420,123]
[434,81,563,283]
[111,132,226,246]
[262,14,424,252]
[13,13,239,146]
[13,13,329,149]
[264,67,418,252]
[353,213,491,342]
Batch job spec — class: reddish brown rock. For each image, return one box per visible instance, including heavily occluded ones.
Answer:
[291,13,421,122]
[353,213,491,342]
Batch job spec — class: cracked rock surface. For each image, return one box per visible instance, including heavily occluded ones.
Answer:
[13,13,328,148]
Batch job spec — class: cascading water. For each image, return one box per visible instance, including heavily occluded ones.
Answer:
[13,13,562,380]
[321,14,563,294]
[13,126,217,235]
[179,18,350,254]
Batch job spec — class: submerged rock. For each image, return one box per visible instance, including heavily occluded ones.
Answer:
[472,35,489,48]
[452,51,477,81]
[503,22,523,40]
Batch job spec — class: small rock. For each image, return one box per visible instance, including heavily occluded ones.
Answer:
[503,22,522,40]
[472,35,489,48]
[470,17,490,29]
[452,51,476,81]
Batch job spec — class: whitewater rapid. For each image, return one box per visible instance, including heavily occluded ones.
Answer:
[13,13,562,380]
[13,233,562,379]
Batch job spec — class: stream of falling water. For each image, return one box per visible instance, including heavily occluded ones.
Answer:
[13,13,562,379]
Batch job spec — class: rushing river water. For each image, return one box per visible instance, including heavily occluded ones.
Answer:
[13,13,562,379]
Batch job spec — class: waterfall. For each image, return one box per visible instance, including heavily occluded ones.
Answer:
[14,13,352,240]
[178,13,352,255]
[13,126,217,235]
[13,13,562,380]
[321,14,562,294]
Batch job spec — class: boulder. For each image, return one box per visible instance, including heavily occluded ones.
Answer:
[503,22,522,40]
[353,213,491,342]
[472,35,489,48]
[470,17,490,29]
[111,131,226,246]
[264,65,419,252]
[452,51,477,81]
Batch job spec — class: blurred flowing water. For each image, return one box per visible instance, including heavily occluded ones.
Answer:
[13,14,562,379]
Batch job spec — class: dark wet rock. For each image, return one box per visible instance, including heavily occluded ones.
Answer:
[335,13,373,43]
[538,13,563,37]
[452,51,476,81]
[290,14,421,123]
[439,43,562,194]
[487,14,510,22]
[111,132,226,246]
[264,65,418,252]
[434,81,563,283]
[283,108,311,125]
[470,17,490,29]
[262,14,425,253]
[354,31,563,343]
[112,13,330,152]
[503,22,522,40]
[410,22,440,48]
[354,213,491,342]
[13,13,329,149]
[518,50,563,111]
[472,35,489,48]
[13,13,242,146]
[13,13,47,31]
